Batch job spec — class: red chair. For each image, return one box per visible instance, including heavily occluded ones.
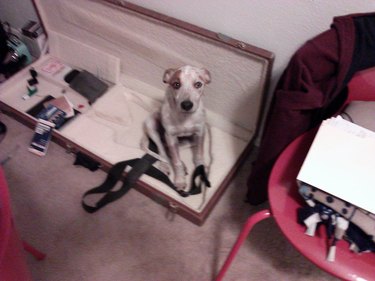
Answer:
[346,67,375,103]
[215,69,375,281]
[0,167,46,281]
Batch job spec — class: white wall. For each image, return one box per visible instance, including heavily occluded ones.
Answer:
[125,0,375,89]
[1,0,375,87]
[0,0,39,29]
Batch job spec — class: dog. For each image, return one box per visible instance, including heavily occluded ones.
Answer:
[144,65,211,191]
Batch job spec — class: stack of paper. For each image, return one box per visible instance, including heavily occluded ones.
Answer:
[297,116,375,214]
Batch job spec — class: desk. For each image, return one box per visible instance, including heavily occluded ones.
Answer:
[216,129,375,281]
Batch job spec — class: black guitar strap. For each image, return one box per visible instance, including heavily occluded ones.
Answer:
[81,142,211,213]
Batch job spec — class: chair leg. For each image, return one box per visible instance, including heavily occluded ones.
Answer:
[22,241,46,260]
[215,209,272,281]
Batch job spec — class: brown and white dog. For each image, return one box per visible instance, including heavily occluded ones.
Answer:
[144,65,211,191]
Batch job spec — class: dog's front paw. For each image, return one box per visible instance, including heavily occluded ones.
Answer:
[175,177,187,191]
[174,165,187,191]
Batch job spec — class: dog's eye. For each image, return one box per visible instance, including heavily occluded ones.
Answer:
[194,81,203,89]
[172,82,181,89]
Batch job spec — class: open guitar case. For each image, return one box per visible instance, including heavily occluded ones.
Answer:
[0,0,273,225]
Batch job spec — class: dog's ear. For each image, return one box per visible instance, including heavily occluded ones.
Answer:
[199,68,211,84]
[163,68,177,84]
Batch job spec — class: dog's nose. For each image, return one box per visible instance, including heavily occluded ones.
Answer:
[181,100,193,111]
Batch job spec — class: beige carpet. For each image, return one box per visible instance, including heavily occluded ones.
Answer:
[0,114,338,281]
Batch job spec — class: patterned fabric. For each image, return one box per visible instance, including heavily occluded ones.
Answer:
[298,182,375,261]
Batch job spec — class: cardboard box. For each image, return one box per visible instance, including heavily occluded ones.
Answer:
[297,116,375,214]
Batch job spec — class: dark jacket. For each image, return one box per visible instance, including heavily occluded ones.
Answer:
[247,13,375,204]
